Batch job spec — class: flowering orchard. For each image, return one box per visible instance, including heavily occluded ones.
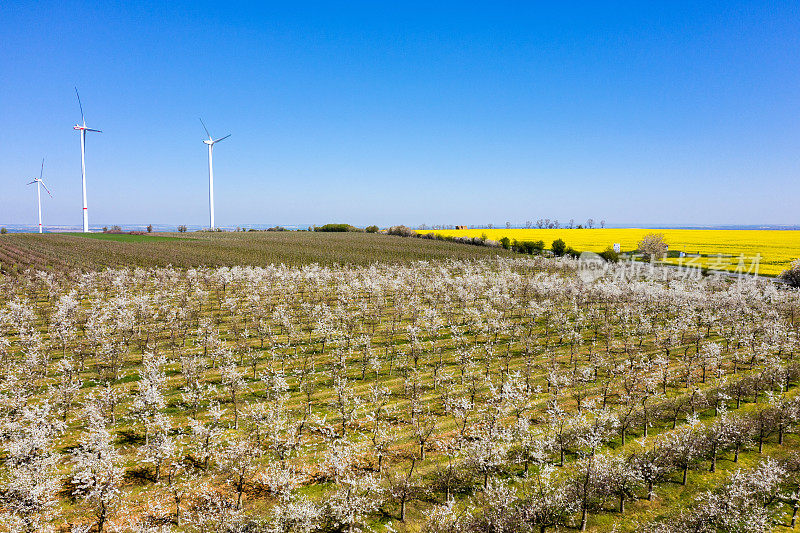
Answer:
[1,257,800,532]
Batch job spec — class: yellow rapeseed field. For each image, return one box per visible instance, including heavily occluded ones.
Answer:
[429,228,800,276]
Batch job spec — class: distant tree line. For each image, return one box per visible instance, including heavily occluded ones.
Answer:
[414,219,608,231]
[312,224,379,233]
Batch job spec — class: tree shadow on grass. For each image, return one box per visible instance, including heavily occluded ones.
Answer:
[125,465,155,484]
[115,428,144,445]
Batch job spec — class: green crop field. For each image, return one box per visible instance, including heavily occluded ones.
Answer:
[0,231,514,272]
[63,233,191,243]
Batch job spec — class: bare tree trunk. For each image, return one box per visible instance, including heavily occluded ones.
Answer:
[98,503,107,533]
[710,444,717,472]
[232,393,239,429]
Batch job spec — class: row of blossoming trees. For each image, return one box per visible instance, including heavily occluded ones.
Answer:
[0,257,799,532]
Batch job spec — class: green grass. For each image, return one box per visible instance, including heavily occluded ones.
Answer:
[64,232,189,242]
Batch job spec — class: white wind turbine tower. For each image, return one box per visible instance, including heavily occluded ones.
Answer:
[200,119,230,230]
[26,159,52,234]
[73,88,102,233]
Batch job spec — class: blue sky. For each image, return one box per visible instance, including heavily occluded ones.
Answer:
[1,1,798,228]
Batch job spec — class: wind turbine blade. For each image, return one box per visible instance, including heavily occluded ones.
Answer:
[26,180,36,185]
[40,181,53,197]
[40,158,44,180]
[214,134,231,143]
[84,128,102,133]
[199,118,211,139]
[75,87,86,125]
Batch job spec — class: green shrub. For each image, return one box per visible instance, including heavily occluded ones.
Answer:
[513,240,544,255]
[551,239,566,257]
[599,246,619,263]
[564,246,580,258]
[365,225,379,233]
[0,227,6,235]
[314,224,360,232]
[499,236,511,250]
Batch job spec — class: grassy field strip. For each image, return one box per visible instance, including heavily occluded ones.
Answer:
[64,232,192,242]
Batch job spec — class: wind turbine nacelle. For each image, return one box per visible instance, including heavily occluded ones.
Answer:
[203,140,214,145]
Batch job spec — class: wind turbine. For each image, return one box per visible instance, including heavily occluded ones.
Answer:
[26,159,52,234]
[73,88,101,233]
[200,119,230,230]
